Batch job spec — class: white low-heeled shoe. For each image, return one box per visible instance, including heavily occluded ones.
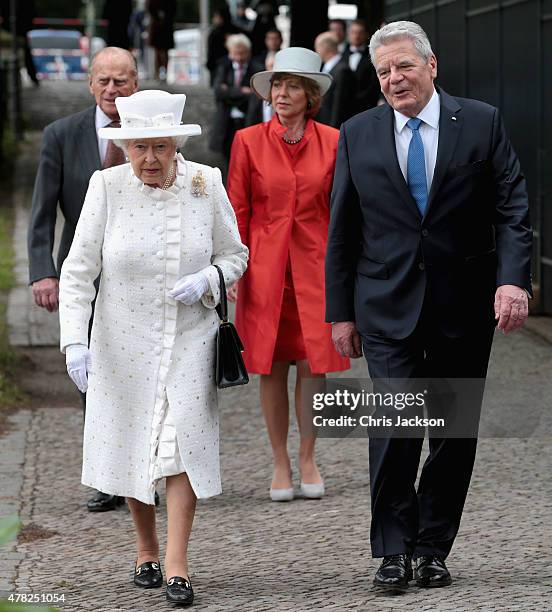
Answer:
[269,487,294,502]
[300,482,325,499]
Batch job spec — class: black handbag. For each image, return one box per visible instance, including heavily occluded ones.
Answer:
[214,265,249,388]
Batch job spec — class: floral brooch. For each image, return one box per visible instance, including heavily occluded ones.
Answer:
[191,170,209,198]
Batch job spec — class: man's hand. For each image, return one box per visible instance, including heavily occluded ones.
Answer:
[32,277,59,312]
[332,321,363,358]
[494,284,529,334]
[227,282,238,303]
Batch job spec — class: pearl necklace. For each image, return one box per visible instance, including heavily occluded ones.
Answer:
[282,127,304,145]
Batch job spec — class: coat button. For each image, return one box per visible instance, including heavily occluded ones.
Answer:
[422,229,429,237]
[153,322,162,331]
[156,226,163,234]
[154,298,163,307]
[154,346,162,355]
[155,274,163,283]
[156,202,164,211]
[418,262,425,271]
[157,251,164,259]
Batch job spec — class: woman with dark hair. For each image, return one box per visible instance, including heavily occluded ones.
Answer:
[228,48,350,503]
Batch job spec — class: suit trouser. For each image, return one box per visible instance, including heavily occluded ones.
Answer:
[361,307,495,559]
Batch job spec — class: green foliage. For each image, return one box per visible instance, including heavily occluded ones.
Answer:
[0,210,15,292]
[0,516,60,612]
[0,514,20,545]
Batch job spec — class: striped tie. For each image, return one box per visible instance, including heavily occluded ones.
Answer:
[406,118,428,216]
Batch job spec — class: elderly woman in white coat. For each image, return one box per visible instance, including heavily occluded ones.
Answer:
[59,90,248,606]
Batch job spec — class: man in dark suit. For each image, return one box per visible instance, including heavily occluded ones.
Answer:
[28,47,138,512]
[253,27,282,66]
[326,21,531,591]
[341,19,380,114]
[315,31,355,128]
[210,33,261,161]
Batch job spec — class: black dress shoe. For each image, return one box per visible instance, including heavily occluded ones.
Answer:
[414,555,452,587]
[166,576,194,606]
[134,561,163,588]
[87,491,125,512]
[373,554,413,591]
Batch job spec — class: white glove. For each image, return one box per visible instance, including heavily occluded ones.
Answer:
[66,344,92,393]
[168,271,209,306]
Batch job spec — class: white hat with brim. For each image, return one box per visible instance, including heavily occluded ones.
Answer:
[98,90,202,140]
[250,47,332,101]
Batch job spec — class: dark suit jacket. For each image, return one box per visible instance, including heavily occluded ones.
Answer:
[325,88,532,339]
[317,60,356,128]
[209,58,261,152]
[28,106,102,284]
[341,45,380,115]
[245,94,264,127]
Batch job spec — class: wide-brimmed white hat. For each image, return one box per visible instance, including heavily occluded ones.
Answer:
[250,47,332,101]
[98,90,201,140]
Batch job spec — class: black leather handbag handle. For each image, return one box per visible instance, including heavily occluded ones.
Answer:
[214,264,228,322]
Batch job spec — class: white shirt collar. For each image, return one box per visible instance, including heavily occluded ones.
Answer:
[322,54,342,74]
[394,88,440,133]
[95,105,115,130]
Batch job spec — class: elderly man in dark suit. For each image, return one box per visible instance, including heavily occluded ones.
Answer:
[326,21,532,591]
[315,31,355,128]
[28,46,138,512]
[209,33,261,161]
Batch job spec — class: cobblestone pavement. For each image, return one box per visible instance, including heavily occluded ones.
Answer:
[1,82,552,611]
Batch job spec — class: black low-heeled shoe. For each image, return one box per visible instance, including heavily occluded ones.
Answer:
[133,561,163,588]
[166,576,194,606]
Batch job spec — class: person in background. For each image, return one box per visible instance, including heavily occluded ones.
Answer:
[228,48,350,503]
[27,47,138,513]
[253,27,282,66]
[59,89,248,606]
[233,1,252,31]
[329,18,347,54]
[341,19,380,114]
[249,1,277,57]
[102,0,132,49]
[245,53,275,126]
[210,34,261,161]
[315,31,355,127]
[206,4,241,87]
[146,0,176,80]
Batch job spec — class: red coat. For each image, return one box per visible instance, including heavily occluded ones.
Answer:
[228,116,350,375]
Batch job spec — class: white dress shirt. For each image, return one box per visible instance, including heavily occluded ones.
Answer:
[230,61,246,119]
[348,46,366,71]
[322,53,342,74]
[262,100,274,123]
[393,88,440,191]
[95,106,115,165]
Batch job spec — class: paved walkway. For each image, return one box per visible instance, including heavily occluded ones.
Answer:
[1,82,552,611]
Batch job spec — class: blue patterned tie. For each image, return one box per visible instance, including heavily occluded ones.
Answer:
[406,118,428,216]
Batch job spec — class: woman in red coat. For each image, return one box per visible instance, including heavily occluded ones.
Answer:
[227,48,350,502]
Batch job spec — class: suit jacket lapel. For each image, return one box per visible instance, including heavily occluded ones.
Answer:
[77,106,102,174]
[374,104,421,219]
[426,89,462,214]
